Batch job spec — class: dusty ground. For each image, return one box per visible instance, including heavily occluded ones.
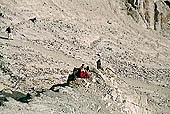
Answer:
[0,0,170,114]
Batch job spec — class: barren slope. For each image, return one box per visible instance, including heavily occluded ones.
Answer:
[0,0,170,114]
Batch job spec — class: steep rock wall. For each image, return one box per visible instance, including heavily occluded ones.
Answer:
[126,0,170,35]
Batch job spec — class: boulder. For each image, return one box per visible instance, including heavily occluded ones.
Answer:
[0,95,8,106]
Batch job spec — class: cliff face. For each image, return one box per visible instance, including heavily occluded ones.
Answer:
[126,0,170,36]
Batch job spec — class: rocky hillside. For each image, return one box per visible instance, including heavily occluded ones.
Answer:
[0,0,170,114]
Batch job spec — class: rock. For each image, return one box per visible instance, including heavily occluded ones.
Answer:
[0,13,4,17]
[107,19,112,24]
[0,95,8,106]
[29,17,37,23]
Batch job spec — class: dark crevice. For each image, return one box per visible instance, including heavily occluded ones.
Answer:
[135,0,138,6]
[128,0,137,9]
[164,1,170,8]
[154,3,159,30]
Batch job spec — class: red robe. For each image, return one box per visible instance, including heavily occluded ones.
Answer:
[79,71,90,78]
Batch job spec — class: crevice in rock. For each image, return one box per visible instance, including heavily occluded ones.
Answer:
[135,0,139,7]
[164,1,170,8]
[154,3,159,30]
[128,0,137,9]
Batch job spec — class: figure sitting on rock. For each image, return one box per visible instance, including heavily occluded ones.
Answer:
[67,64,90,85]
[50,64,91,91]
[76,64,90,78]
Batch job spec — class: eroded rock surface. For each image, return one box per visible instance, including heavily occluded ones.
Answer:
[126,0,170,36]
[0,0,170,114]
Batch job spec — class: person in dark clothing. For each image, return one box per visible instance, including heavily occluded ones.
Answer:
[97,59,101,69]
[85,66,89,71]
[6,26,13,40]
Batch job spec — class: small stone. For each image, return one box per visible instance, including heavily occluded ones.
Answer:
[107,19,112,24]
[123,100,126,103]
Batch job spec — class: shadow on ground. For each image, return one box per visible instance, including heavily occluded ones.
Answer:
[0,90,32,106]
[49,73,76,92]
[0,37,8,40]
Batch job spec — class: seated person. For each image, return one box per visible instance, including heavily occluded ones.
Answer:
[73,64,90,78]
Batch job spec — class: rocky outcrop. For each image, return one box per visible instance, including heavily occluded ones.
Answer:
[126,0,170,34]
[0,67,158,114]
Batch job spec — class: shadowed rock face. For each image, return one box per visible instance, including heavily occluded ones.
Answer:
[0,90,32,103]
[126,0,170,35]
[164,1,170,8]
[0,96,8,106]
